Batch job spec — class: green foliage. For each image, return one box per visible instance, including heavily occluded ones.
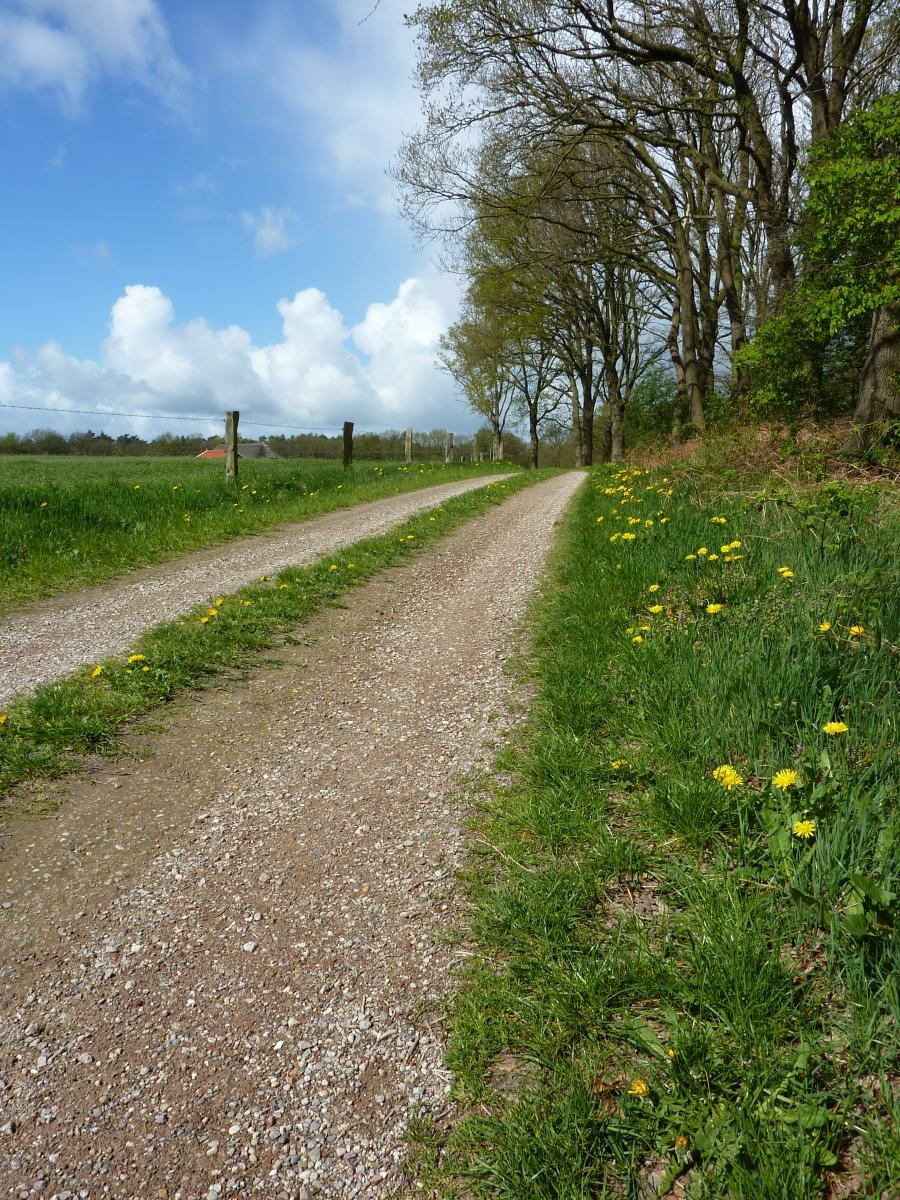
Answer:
[621,368,677,446]
[804,94,900,332]
[740,95,900,420]
[426,462,898,1196]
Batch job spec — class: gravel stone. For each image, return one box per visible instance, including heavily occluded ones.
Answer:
[0,473,583,1198]
[0,475,504,706]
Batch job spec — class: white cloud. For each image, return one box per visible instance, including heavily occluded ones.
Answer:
[0,0,189,113]
[0,276,467,436]
[227,0,418,211]
[240,206,299,258]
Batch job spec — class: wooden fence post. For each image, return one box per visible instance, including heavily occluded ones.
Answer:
[444,432,454,464]
[343,420,354,469]
[472,432,478,463]
[405,427,413,464]
[225,410,239,483]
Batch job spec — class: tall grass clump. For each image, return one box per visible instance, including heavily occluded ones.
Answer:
[422,460,898,1198]
[0,455,512,610]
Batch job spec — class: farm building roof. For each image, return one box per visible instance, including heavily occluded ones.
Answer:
[195,442,281,460]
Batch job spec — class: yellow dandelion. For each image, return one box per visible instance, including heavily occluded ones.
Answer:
[39,500,48,508]
[91,665,103,678]
[628,1077,650,1099]
[207,608,218,617]
[698,547,708,556]
[127,654,146,663]
[278,583,289,590]
[200,616,209,624]
[660,517,670,524]
[632,635,644,644]
[622,532,637,541]
[675,1135,689,1150]
[729,540,742,549]
[347,562,356,569]
[610,533,621,542]
[644,519,654,527]
[848,625,866,637]
[0,713,8,725]
[666,1048,677,1059]
[708,553,719,561]
[712,764,743,790]
[822,721,848,735]
[779,569,795,580]
[258,575,267,582]
[595,515,605,523]
[685,553,697,562]
[647,604,663,614]
[648,584,660,593]
[818,621,832,633]
[142,665,150,673]
[711,516,727,525]
[611,759,628,770]
[241,600,252,607]
[720,545,732,554]
[772,769,798,791]
[133,484,140,490]
[705,603,724,614]
[215,598,223,606]
[793,819,816,840]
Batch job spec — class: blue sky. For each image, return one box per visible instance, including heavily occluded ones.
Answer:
[0,0,467,438]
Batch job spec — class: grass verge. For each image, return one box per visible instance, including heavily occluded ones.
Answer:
[416,460,898,1198]
[0,456,513,611]
[0,471,556,795]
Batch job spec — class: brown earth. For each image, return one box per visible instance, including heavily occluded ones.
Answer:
[0,471,584,1200]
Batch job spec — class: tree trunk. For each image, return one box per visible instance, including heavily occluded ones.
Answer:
[569,373,583,468]
[579,365,596,467]
[844,307,900,452]
[605,365,624,462]
[673,230,705,430]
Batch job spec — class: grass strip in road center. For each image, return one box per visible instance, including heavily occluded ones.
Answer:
[413,461,898,1198]
[0,457,515,612]
[0,471,560,796]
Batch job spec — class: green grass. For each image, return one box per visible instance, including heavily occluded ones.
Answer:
[0,471,558,795]
[418,459,898,1197]
[0,455,513,611]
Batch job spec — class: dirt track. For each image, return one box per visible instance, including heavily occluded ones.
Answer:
[0,471,583,1200]
[0,474,503,707]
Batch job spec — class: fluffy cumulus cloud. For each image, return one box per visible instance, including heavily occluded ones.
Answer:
[0,276,467,435]
[0,0,189,112]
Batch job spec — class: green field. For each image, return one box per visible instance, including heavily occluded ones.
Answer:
[417,454,899,1197]
[0,455,510,611]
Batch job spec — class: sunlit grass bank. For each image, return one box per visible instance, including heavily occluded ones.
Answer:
[0,456,513,610]
[416,460,898,1198]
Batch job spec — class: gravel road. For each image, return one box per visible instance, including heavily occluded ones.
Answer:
[0,475,504,707]
[0,471,584,1200]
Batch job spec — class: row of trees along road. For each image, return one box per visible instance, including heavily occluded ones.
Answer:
[396,2,900,465]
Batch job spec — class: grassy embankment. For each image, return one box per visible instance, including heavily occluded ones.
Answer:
[415,454,898,1197]
[0,471,557,795]
[0,455,513,611]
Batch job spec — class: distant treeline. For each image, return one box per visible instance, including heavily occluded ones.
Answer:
[0,423,589,466]
[0,426,496,461]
